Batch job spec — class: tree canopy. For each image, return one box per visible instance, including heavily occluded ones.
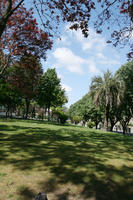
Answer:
[0,0,133,57]
[0,3,52,77]
[69,92,103,127]
[69,61,133,134]
[115,60,133,133]
[37,68,67,120]
[90,70,124,130]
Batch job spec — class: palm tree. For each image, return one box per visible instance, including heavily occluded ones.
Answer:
[90,70,124,131]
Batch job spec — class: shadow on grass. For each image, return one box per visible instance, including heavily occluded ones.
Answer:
[17,186,35,200]
[0,121,133,199]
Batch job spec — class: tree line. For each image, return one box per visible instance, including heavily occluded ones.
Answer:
[0,0,133,128]
[0,54,67,121]
[69,60,133,134]
[0,1,69,122]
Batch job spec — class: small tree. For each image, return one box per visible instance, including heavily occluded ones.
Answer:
[88,121,95,128]
[52,108,68,124]
[73,116,82,124]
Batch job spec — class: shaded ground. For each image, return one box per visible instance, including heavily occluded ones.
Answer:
[0,119,133,200]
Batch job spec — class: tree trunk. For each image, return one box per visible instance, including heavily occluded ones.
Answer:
[120,118,131,135]
[48,107,50,121]
[6,105,10,117]
[104,105,109,131]
[25,99,30,119]
[95,122,98,129]
[0,0,24,38]
[104,117,108,131]
[0,19,7,38]
[109,120,115,132]
[44,107,47,117]
[82,121,85,126]
[32,106,36,118]
[122,125,126,135]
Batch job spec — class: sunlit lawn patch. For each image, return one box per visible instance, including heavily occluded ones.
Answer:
[0,119,133,200]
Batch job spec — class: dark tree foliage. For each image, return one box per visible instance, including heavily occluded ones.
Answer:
[115,60,133,133]
[7,55,43,118]
[69,92,103,127]
[0,3,52,77]
[0,78,22,117]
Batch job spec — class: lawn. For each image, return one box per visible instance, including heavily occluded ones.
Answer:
[0,119,133,200]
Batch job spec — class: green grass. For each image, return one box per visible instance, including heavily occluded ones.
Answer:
[0,119,133,200]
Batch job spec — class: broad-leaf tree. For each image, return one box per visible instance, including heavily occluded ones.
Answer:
[0,78,21,117]
[7,55,43,118]
[37,68,67,121]
[0,0,95,38]
[69,92,103,127]
[0,4,52,77]
[115,60,133,134]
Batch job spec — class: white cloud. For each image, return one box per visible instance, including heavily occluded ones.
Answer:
[97,52,106,60]
[96,53,120,66]
[62,83,72,93]
[66,28,107,52]
[100,59,120,66]
[87,59,101,74]
[53,47,85,74]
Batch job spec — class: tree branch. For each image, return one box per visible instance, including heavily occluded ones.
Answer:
[3,0,12,19]
[0,55,11,78]
[0,0,25,38]
[7,0,25,19]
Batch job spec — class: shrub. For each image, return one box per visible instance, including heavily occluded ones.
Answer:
[59,112,68,124]
[53,110,68,124]
[88,121,95,128]
[73,116,82,124]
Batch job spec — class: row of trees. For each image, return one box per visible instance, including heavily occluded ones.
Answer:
[0,2,68,122]
[69,60,133,134]
[69,93,103,128]
[0,54,67,120]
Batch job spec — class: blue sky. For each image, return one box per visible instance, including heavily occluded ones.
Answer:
[41,25,129,108]
[24,0,130,108]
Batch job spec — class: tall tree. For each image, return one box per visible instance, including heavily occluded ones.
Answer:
[0,4,52,77]
[7,55,43,118]
[115,60,133,134]
[90,70,123,131]
[37,68,67,121]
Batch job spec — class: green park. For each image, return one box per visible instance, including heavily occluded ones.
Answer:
[0,0,133,200]
[0,119,133,200]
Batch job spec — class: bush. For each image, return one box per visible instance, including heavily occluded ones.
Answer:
[88,121,95,128]
[59,112,68,124]
[73,116,82,124]
[53,110,68,124]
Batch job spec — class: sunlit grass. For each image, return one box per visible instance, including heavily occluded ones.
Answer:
[0,119,133,200]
